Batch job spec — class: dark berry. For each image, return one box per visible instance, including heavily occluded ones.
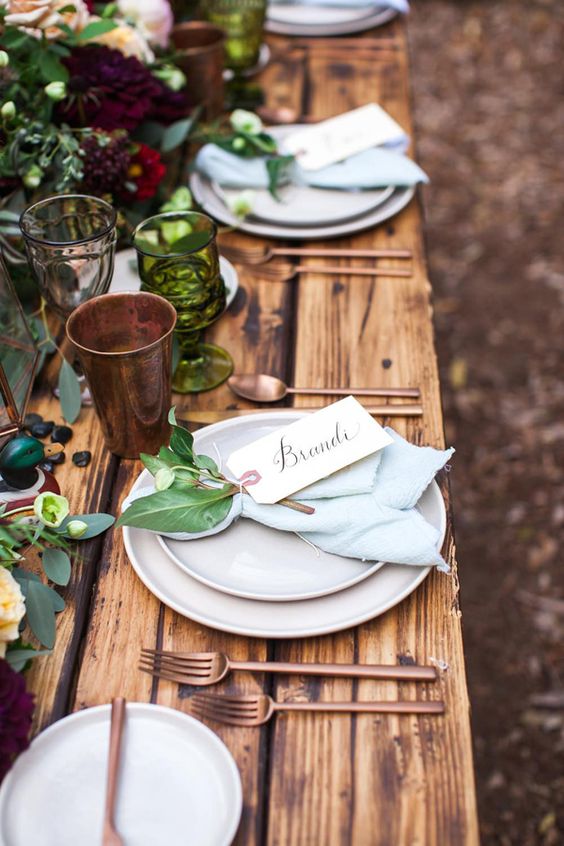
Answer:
[24,413,43,430]
[39,460,54,473]
[382,359,392,369]
[50,451,66,465]
[72,450,91,467]
[31,421,55,438]
[51,425,73,445]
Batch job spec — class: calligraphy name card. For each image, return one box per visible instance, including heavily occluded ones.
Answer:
[281,103,408,171]
[226,396,393,505]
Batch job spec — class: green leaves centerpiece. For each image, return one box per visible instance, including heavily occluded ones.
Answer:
[116,409,239,534]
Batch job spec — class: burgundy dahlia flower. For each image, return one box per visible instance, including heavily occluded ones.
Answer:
[80,130,132,196]
[0,658,34,783]
[59,45,162,132]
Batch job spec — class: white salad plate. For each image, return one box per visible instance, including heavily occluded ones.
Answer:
[155,412,385,601]
[122,413,446,638]
[110,249,239,311]
[0,703,242,846]
[265,4,398,37]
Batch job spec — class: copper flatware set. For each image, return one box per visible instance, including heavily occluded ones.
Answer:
[140,650,444,726]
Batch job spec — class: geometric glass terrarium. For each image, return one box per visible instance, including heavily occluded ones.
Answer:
[0,254,38,440]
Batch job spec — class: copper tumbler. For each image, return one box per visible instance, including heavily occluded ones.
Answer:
[171,22,225,120]
[66,292,177,458]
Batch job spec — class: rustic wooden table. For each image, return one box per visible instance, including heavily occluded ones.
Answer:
[25,18,480,846]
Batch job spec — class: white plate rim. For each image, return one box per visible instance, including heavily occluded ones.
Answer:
[0,702,243,846]
[265,5,397,36]
[121,413,447,638]
[191,170,416,241]
[110,250,240,312]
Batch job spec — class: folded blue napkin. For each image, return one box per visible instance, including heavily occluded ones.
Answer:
[195,144,428,191]
[270,0,409,12]
[123,429,453,571]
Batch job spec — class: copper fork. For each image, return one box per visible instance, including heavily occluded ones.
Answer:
[191,693,445,726]
[241,261,411,281]
[102,698,126,846]
[139,649,437,686]
[220,243,412,265]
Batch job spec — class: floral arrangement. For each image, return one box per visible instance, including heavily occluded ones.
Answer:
[0,488,114,781]
[0,0,194,252]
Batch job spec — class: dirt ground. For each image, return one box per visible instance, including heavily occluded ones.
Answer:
[408,1,564,843]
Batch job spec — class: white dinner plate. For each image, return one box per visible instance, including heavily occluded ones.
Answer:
[110,249,239,311]
[154,412,384,601]
[0,703,242,846]
[265,4,398,36]
[191,154,415,241]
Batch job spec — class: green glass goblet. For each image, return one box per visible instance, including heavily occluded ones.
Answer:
[132,211,233,394]
[202,0,267,73]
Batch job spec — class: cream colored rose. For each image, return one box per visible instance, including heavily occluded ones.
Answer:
[0,566,26,658]
[117,0,173,49]
[88,19,154,62]
[3,0,90,40]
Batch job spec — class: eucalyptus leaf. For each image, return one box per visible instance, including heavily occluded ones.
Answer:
[168,408,194,462]
[161,118,193,153]
[58,358,81,423]
[194,454,220,477]
[6,647,52,672]
[25,580,57,648]
[78,19,118,40]
[41,548,71,586]
[117,486,234,533]
[58,513,115,540]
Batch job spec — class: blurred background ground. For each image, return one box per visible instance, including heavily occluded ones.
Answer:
[409,1,564,843]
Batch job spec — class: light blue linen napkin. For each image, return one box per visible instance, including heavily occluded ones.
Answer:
[270,0,409,12]
[195,144,428,191]
[123,429,453,571]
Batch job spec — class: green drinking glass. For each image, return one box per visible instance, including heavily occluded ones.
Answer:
[202,0,267,72]
[132,212,233,394]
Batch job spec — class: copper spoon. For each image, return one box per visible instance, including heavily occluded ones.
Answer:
[102,698,126,846]
[228,373,420,403]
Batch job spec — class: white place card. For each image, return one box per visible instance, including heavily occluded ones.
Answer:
[281,103,407,171]
[226,397,393,505]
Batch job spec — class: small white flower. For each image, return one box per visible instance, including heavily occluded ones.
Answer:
[1,101,16,120]
[226,190,256,219]
[33,492,69,528]
[0,52,9,68]
[66,519,88,539]
[44,80,66,101]
[153,65,186,92]
[155,467,175,491]
[23,165,43,188]
[230,109,263,136]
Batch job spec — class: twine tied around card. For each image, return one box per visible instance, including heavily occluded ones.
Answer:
[237,470,315,515]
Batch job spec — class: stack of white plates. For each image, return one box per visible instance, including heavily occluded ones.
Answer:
[123,411,446,639]
[190,125,415,241]
[265,3,399,37]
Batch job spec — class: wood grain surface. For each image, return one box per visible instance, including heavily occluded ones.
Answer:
[23,17,479,846]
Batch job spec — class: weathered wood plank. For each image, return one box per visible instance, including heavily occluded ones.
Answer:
[265,30,479,846]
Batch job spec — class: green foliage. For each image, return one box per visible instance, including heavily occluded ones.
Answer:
[58,358,82,424]
[160,117,194,153]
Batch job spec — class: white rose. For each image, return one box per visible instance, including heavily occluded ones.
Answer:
[0,567,26,658]
[116,0,173,49]
[3,0,90,40]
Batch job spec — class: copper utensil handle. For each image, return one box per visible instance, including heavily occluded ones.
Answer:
[294,264,411,277]
[273,701,445,715]
[181,405,423,423]
[273,248,412,259]
[102,698,126,844]
[285,386,420,398]
[232,661,436,681]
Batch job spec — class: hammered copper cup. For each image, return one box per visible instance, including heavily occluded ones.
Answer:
[171,22,225,120]
[66,292,177,458]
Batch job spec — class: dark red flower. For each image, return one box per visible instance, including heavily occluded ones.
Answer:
[84,0,95,10]
[123,143,166,202]
[58,45,162,132]
[0,658,34,783]
[148,84,192,126]
[80,130,131,196]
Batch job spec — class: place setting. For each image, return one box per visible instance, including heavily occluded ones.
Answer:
[190,102,428,242]
[265,0,410,38]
